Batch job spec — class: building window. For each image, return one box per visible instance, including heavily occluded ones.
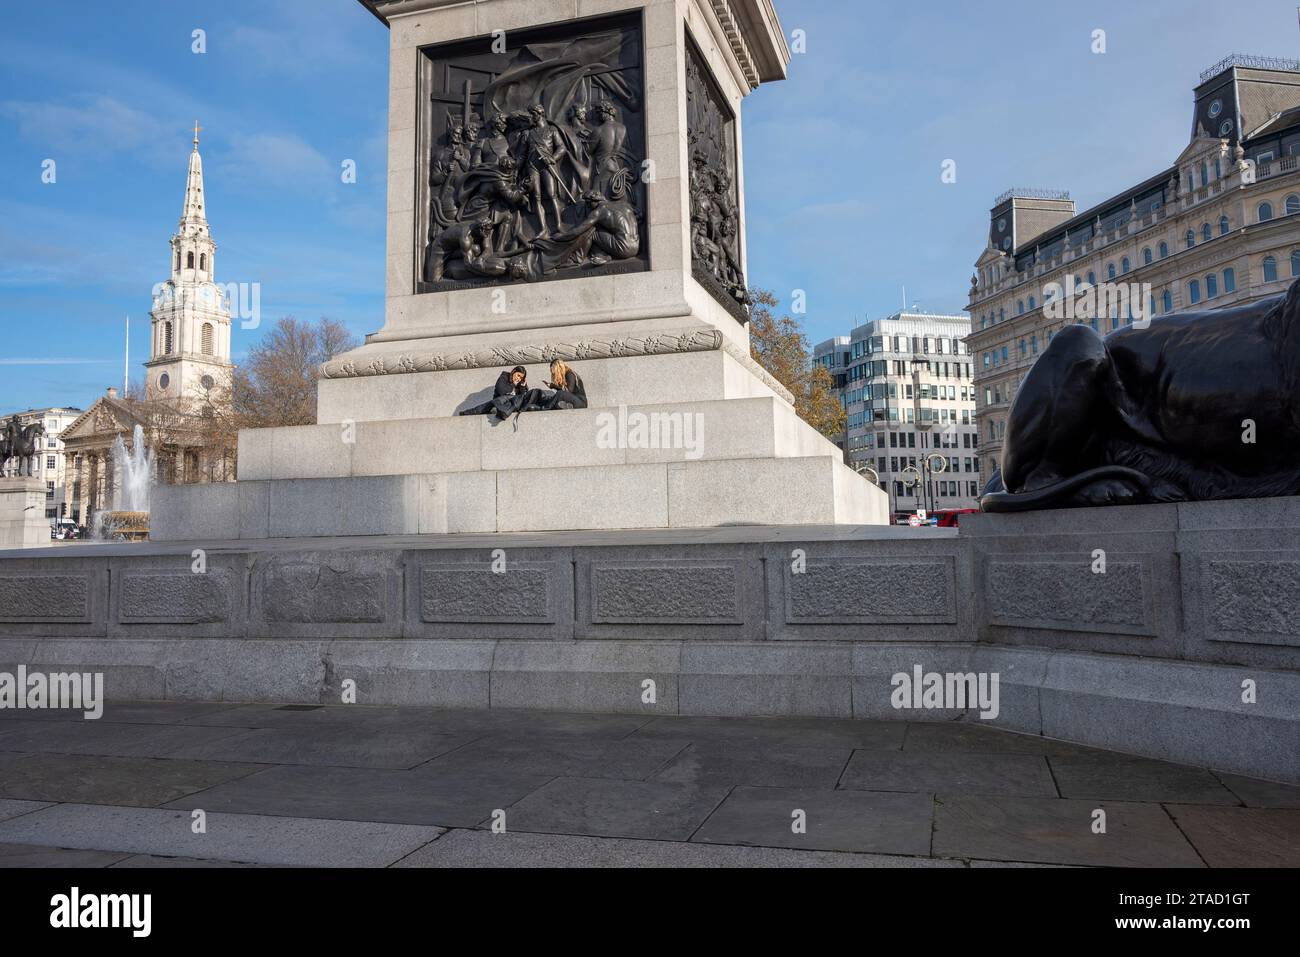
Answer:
[200,253,207,271]
[175,250,181,271]
[1028,296,1036,310]
[1017,300,1024,315]
[1288,195,1300,216]
[1224,267,1236,293]
[46,456,56,470]
[1219,215,1230,235]
[163,321,174,354]
[1259,202,1274,223]
[1293,252,1300,278]
[1206,274,1218,298]
[1121,257,1131,274]
[46,482,54,500]
[201,323,215,355]
[186,251,194,269]
[1159,242,1169,259]
[1202,223,1212,242]
[998,308,1004,323]
[1107,263,1117,280]
[1189,279,1201,304]
[1201,160,1209,186]
[1143,247,1152,265]
[1086,271,1096,286]
[1162,290,1173,313]
[1186,229,1195,249]
[1264,256,1279,282]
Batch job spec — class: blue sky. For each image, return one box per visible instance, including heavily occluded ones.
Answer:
[0,0,1296,412]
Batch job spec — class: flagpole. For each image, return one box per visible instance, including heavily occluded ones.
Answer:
[124,316,129,397]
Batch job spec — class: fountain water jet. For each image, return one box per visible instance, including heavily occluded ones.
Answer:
[98,424,155,541]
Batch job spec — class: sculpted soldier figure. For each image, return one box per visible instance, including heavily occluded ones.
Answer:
[591,99,629,195]
[472,111,511,170]
[522,104,571,236]
[459,154,531,255]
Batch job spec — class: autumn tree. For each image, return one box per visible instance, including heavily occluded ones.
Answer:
[230,317,358,430]
[748,288,847,439]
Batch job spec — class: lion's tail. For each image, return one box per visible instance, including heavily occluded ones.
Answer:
[979,466,1152,513]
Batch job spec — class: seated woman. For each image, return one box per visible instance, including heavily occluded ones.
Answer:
[541,359,587,410]
[458,366,544,420]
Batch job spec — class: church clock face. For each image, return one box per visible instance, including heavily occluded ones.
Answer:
[201,375,215,391]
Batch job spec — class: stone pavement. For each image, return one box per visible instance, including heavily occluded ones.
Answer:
[0,702,1295,868]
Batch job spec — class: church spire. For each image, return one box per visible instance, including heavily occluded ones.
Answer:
[180,119,208,231]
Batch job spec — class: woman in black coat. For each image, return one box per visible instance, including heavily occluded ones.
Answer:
[541,359,587,410]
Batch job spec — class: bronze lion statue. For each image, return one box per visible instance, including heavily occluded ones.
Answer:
[981,279,1300,511]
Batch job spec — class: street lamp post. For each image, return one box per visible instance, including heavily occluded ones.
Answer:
[900,452,949,519]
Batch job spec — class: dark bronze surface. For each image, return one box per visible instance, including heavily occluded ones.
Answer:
[414,14,648,293]
[686,36,748,318]
[0,421,45,478]
[982,280,1300,511]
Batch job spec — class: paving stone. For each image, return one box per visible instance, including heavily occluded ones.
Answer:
[503,777,732,841]
[0,752,266,806]
[840,751,1057,797]
[0,804,443,868]
[1049,754,1238,804]
[0,799,53,823]
[651,742,853,789]
[394,828,963,868]
[691,786,935,856]
[1214,772,1300,808]
[933,795,1204,867]
[1165,806,1300,867]
[109,855,274,868]
[168,726,480,770]
[633,715,905,750]
[902,722,1106,756]
[0,843,133,867]
[417,733,689,780]
[164,763,555,828]
[0,719,250,759]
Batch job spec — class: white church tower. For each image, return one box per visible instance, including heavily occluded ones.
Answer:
[145,121,233,403]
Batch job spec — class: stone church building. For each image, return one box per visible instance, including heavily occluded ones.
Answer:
[59,125,236,526]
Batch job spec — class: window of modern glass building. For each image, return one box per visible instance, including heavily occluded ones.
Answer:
[1189,279,1201,304]
[1265,256,1279,282]
[1259,202,1274,223]
[1224,267,1236,293]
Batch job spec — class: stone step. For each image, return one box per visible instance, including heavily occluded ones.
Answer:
[237,396,839,482]
[153,454,887,539]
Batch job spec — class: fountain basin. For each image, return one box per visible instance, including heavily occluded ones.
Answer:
[100,511,150,542]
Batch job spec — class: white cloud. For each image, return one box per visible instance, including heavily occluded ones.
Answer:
[0,95,165,154]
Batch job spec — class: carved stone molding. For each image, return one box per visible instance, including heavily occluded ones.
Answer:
[321,327,724,378]
[319,326,795,404]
